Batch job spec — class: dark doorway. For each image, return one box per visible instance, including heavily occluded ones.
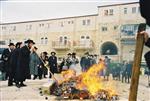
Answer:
[101,42,118,55]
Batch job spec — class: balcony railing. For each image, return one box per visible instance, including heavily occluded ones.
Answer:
[120,35,135,39]
[52,41,71,50]
[73,40,94,50]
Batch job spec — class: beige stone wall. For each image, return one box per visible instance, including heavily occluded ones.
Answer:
[0,2,149,62]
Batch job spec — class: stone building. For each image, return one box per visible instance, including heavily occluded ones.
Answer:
[0,2,149,62]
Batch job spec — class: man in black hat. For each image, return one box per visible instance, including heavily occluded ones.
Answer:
[15,39,35,87]
[48,52,57,78]
[140,0,150,70]
[80,52,90,72]
[1,43,15,83]
[66,53,72,69]
[9,42,22,87]
[139,0,150,86]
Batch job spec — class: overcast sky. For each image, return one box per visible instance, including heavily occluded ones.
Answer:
[0,0,139,23]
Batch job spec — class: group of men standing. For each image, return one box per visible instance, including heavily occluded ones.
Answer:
[0,39,59,88]
[80,52,97,72]
[1,40,35,87]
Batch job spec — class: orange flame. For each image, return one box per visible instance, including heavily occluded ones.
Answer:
[59,62,117,96]
[78,63,105,95]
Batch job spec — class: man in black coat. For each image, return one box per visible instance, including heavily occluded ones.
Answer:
[140,0,150,70]
[15,39,35,87]
[80,52,91,72]
[48,52,57,78]
[1,43,15,84]
[9,42,22,87]
[140,0,150,86]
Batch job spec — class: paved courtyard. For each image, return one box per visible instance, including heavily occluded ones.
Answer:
[0,73,150,101]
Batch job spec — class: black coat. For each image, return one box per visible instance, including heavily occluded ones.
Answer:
[145,38,150,70]
[1,48,12,72]
[140,0,150,26]
[9,48,20,79]
[80,57,91,71]
[15,45,30,82]
[48,56,57,73]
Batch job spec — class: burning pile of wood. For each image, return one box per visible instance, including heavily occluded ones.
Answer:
[50,76,119,100]
[49,63,119,100]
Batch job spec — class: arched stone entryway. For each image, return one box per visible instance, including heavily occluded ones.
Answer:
[101,42,118,55]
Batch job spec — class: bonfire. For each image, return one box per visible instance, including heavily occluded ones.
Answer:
[49,63,119,100]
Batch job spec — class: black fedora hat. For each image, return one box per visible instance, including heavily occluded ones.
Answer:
[51,51,56,55]
[34,46,38,50]
[43,51,48,55]
[72,52,76,55]
[8,43,15,46]
[84,52,89,55]
[25,39,35,44]
[67,53,71,55]
[15,42,22,47]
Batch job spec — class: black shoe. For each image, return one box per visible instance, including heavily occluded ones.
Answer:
[33,76,37,80]
[16,84,20,88]
[8,83,13,86]
[20,83,27,87]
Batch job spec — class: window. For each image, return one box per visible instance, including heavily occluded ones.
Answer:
[45,37,48,44]
[121,24,139,36]
[138,6,140,13]
[26,25,32,30]
[59,36,68,45]
[82,20,86,25]
[68,21,70,24]
[29,25,32,30]
[41,37,44,44]
[59,37,63,42]
[102,27,108,32]
[64,36,67,45]
[104,9,114,16]
[132,7,136,13]
[86,36,90,39]
[0,41,6,45]
[13,26,16,31]
[47,23,50,28]
[2,26,6,30]
[71,21,74,24]
[26,25,28,30]
[9,39,12,43]
[124,8,127,14]
[39,24,44,27]
[87,19,91,25]
[114,26,118,30]
[81,36,85,39]
[109,9,113,15]
[61,22,64,27]
[104,10,109,16]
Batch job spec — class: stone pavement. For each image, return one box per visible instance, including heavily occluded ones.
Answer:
[0,74,150,101]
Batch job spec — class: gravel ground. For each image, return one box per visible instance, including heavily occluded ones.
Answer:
[0,73,150,101]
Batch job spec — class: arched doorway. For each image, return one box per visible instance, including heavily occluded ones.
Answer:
[101,42,118,55]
